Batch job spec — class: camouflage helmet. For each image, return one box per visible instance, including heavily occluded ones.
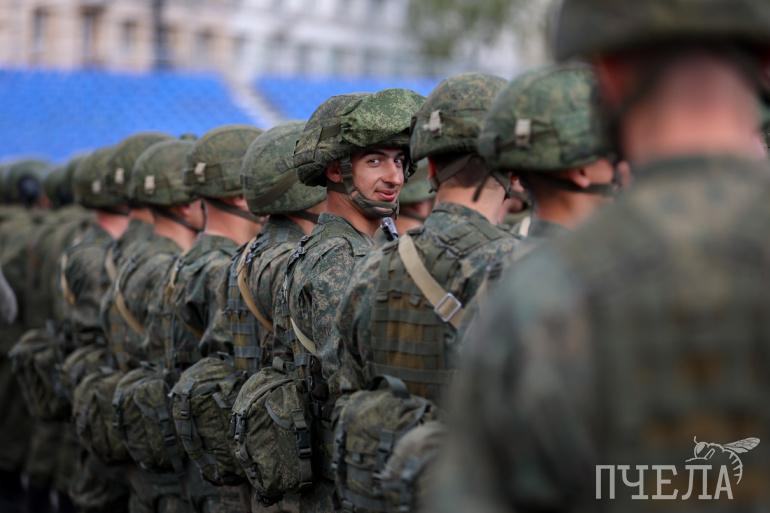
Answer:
[294,89,425,218]
[479,64,609,176]
[553,0,770,62]
[3,159,49,205]
[44,154,85,208]
[410,73,506,162]
[73,146,126,209]
[183,124,262,199]
[107,132,173,202]
[131,139,197,207]
[241,121,326,216]
[398,160,434,205]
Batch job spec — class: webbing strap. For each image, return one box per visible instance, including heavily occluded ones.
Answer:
[397,234,465,329]
[235,249,273,333]
[115,285,145,336]
[60,253,75,305]
[104,245,118,282]
[366,362,454,386]
[290,317,317,356]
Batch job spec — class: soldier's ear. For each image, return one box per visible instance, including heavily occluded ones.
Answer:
[426,158,438,180]
[325,161,342,183]
[564,167,592,189]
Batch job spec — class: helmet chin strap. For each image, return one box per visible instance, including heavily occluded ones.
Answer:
[151,206,204,234]
[205,197,264,224]
[328,155,400,219]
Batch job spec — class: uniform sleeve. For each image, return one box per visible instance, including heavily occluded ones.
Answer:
[301,243,358,378]
[431,249,597,513]
[330,251,382,398]
[197,257,233,356]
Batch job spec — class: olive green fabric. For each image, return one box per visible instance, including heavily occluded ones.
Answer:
[398,160,434,204]
[72,368,130,464]
[553,0,770,61]
[294,89,425,187]
[410,73,506,163]
[73,147,126,209]
[242,121,326,215]
[380,421,445,513]
[170,356,249,486]
[107,132,173,201]
[131,139,197,206]
[230,365,315,504]
[332,376,439,513]
[112,366,184,474]
[9,327,70,420]
[479,64,608,173]
[184,125,262,199]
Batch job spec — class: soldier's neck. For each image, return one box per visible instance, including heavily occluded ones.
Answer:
[154,218,196,252]
[204,208,260,246]
[532,191,599,231]
[129,208,153,224]
[434,185,504,225]
[287,200,327,235]
[96,210,130,239]
[325,191,380,237]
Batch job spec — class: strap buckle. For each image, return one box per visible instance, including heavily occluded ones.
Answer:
[434,292,463,323]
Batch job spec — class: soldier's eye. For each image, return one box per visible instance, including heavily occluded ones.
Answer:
[367,158,381,166]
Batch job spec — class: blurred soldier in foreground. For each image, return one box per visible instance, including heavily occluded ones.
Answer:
[331,73,513,513]
[479,64,619,257]
[433,1,770,512]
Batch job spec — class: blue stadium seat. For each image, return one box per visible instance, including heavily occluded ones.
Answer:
[0,69,260,162]
[254,76,440,120]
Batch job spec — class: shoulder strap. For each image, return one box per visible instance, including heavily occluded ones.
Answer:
[104,245,118,282]
[290,317,318,356]
[235,248,273,333]
[397,234,465,329]
[114,284,145,336]
[60,253,76,306]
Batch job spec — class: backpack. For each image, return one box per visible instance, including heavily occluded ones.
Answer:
[380,421,446,513]
[112,365,185,474]
[9,325,69,420]
[230,362,315,505]
[72,368,129,464]
[332,376,439,513]
[60,344,112,401]
[170,355,248,486]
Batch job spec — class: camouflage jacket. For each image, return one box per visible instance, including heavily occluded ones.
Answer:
[333,202,516,404]
[203,215,306,371]
[282,212,373,380]
[432,155,770,513]
[101,232,181,369]
[104,219,154,281]
[167,233,238,368]
[61,223,114,348]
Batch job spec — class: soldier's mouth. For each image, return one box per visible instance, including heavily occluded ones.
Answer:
[375,191,398,202]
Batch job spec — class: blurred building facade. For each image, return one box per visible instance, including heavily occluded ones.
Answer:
[0,0,441,80]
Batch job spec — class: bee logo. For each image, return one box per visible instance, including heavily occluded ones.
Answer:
[686,437,760,484]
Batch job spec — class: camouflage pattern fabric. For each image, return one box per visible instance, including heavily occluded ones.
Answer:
[0,264,15,324]
[205,216,306,373]
[432,155,770,513]
[334,202,517,405]
[284,212,373,380]
[168,234,238,366]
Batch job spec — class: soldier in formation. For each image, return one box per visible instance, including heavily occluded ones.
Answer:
[6,16,757,512]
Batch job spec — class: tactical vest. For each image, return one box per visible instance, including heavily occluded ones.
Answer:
[283,220,372,481]
[226,228,296,374]
[369,216,507,404]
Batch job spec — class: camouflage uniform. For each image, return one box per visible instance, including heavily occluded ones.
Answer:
[61,146,131,513]
[433,2,770,513]
[329,74,514,513]
[206,121,325,374]
[0,160,47,511]
[165,125,261,513]
[275,89,423,512]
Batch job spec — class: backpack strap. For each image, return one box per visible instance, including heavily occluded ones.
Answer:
[290,317,318,356]
[397,234,465,329]
[236,248,273,333]
[104,244,118,283]
[114,283,145,336]
[60,253,76,306]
